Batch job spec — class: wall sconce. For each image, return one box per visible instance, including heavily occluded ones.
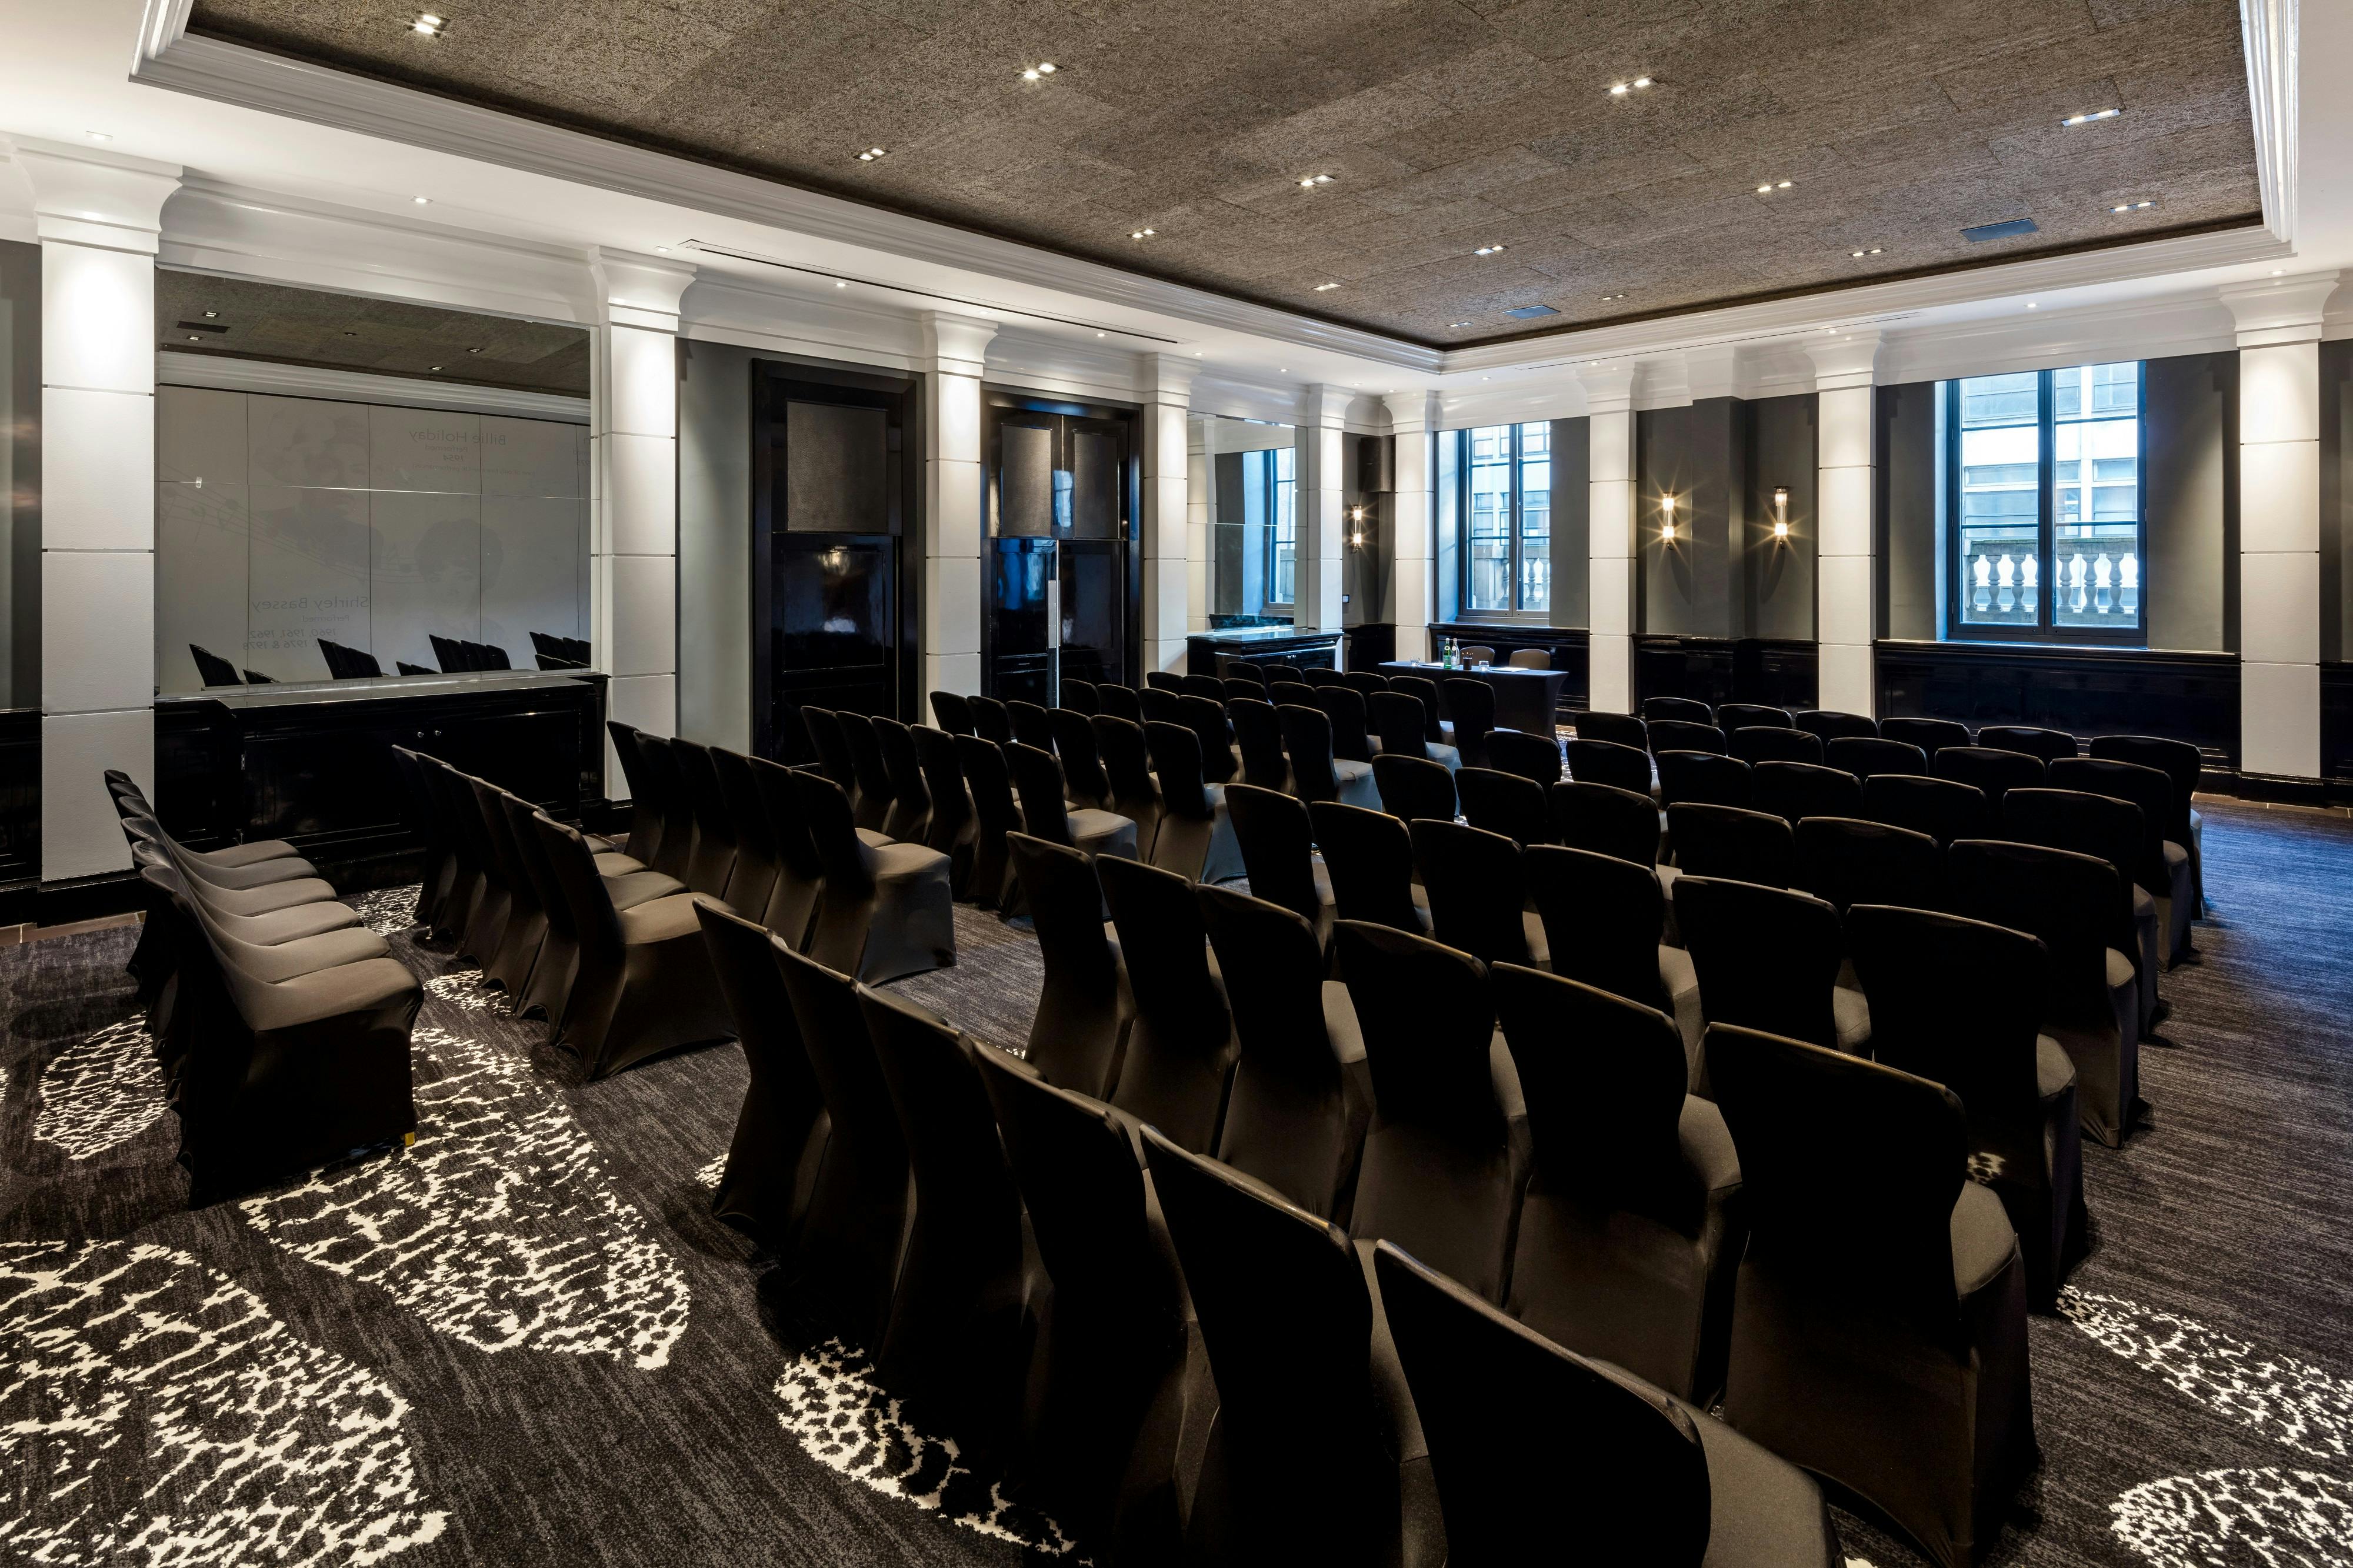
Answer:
[1659,492,1679,543]
[1771,486,1791,541]
[1348,503,1368,548]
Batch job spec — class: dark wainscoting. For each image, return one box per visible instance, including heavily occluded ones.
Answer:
[0,709,36,925]
[1632,636,1818,710]
[1426,623,1590,716]
[1875,640,2240,768]
[155,672,609,893]
[2325,663,2353,787]
[1345,623,1396,670]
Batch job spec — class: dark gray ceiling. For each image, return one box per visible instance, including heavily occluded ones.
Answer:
[186,0,2261,347]
[156,270,591,394]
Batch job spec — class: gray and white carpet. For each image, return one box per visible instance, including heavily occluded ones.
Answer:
[1,800,2351,1566]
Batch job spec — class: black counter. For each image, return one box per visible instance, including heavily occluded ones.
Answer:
[1187,626,1344,676]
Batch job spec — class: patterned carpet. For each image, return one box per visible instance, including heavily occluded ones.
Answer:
[1,798,2349,1567]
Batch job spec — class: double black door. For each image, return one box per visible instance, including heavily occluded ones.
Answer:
[984,398,1138,705]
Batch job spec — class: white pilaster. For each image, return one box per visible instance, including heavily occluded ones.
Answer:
[918,312,996,700]
[1382,392,1439,662]
[1186,419,1211,642]
[1299,385,1349,633]
[1579,364,1639,712]
[18,140,181,882]
[591,249,694,784]
[1140,353,1197,680]
[2223,273,2338,779]
[1805,330,1886,717]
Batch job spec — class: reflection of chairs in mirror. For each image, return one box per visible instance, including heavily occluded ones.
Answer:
[316,638,383,679]
[530,630,591,669]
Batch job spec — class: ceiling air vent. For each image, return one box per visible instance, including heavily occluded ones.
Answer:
[1960,218,2039,243]
[175,321,229,334]
[1502,304,1559,319]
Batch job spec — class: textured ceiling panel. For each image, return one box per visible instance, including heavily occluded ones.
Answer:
[156,271,592,395]
[186,0,2260,346]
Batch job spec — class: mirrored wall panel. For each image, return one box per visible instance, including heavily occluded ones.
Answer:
[155,386,589,691]
[1187,413,1299,629]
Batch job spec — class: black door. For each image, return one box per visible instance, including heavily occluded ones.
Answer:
[752,366,918,762]
[983,396,1137,702]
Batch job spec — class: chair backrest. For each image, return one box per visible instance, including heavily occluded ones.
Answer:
[1277,703,1344,803]
[1792,708,1879,742]
[1704,1023,1969,1326]
[1548,780,1661,867]
[1565,737,1654,795]
[1655,749,1751,809]
[874,716,932,816]
[1372,1240,1714,1568]
[802,707,860,792]
[1569,709,1648,749]
[1390,675,1447,742]
[1525,844,1668,1010]
[1369,690,1431,763]
[1302,665,1345,688]
[1863,773,1992,848]
[1005,742,1077,846]
[1098,682,1144,723]
[633,735,697,881]
[1978,725,2079,765]
[1179,672,1228,703]
[2088,734,2200,846]
[1642,696,1713,723]
[1932,745,2045,806]
[1100,856,1238,1149]
[1199,883,1345,1096]
[1265,662,1307,683]
[694,898,823,1183]
[1229,699,1292,792]
[1144,670,1183,692]
[1795,815,1944,915]
[1334,920,1501,1141]
[1715,702,1792,733]
[791,769,876,899]
[1948,839,2129,1026]
[1825,735,1929,781]
[835,710,896,808]
[1137,685,1182,726]
[1007,699,1055,752]
[1092,713,1158,813]
[189,644,242,686]
[1048,707,1112,802]
[1176,693,1238,783]
[1999,788,2141,952]
[1487,728,1563,786]
[1456,645,1495,667]
[1371,752,1458,825]
[1672,876,1845,1049]
[1314,685,1377,764]
[1222,662,1267,687]
[1879,716,1973,755]
[1228,676,1272,705]
[1059,677,1100,715]
[747,755,824,929]
[928,690,975,735]
[1341,670,1390,700]
[1225,783,1324,928]
[1667,802,1795,888]
[1456,766,1551,848]
[955,733,1021,836]
[1727,725,1824,767]
[1412,818,1532,966]
[1748,759,1864,828]
[1493,963,1689,1202]
[1004,832,1124,1090]
[1645,719,1725,756]
[709,745,781,918]
[1142,720,1212,821]
[604,719,664,864]
[1505,648,1550,670]
[968,695,1014,745]
[1441,678,1497,763]
[1311,801,1425,933]
[1268,680,1319,712]
[2049,756,2173,888]
[911,725,974,848]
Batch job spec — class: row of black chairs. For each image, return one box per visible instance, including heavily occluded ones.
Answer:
[191,633,587,688]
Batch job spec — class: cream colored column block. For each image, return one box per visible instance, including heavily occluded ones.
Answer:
[1145,557,1188,645]
[935,373,984,465]
[1187,558,1209,636]
[924,650,982,699]
[2241,661,2321,777]
[607,326,678,438]
[1588,479,1636,557]
[609,672,676,742]
[2239,342,2320,444]
[1817,642,1876,717]
[42,243,157,394]
[1587,633,1632,713]
[927,460,984,561]
[1817,555,1876,649]
[1391,557,1429,661]
[1818,385,1874,470]
[605,432,678,557]
[1149,475,1188,561]
[1817,463,1875,559]
[923,555,982,658]
[2238,441,2321,554]
[45,551,155,713]
[1588,555,1632,637]
[44,388,156,551]
[2240,553,2320,665]
[1588,410,1632,484]
[42,710,150,880]
[609,555,677,677]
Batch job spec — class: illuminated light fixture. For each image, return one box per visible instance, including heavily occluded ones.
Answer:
[1756,183,1774,194]
[1847,246,1884,257]
[2026,301,2037,309]
[1314,281,1342,291]
[86,131,111,142]
[1095,331,1105,338]
[466,347,481,354]
[1772,487,1791,540]
[1037,61,1055,73]
[1634,76,1652,87]
[1778,179,1792,189]
[1659,492,1679,542]
[1473,243,1507,256]
[835,280,847,288]
[187,335,201,342]
[1129,227,1155,239]
[202,310,219,318]
[654,246,670,253]
[2061,108,2120,126]
[2272,269,2285,276]
[429,365,444,372]
[412,12,443,35]
[1298,173,1335,188]
[1609,82,1629,95]
[2108,200,2154,213]
[1599,292,1627,301]
[1022,67,1041,80]
[856,147,888,161]
[413,196,430,204]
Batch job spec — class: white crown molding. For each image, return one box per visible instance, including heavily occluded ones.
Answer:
[2242,0,2298,242]
[10,135,181,253]
[156,348,590,421]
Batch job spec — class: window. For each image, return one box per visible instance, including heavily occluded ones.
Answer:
[1948,362,2143,640]
[1451,421,1552,616]
[1268,442,1297,606]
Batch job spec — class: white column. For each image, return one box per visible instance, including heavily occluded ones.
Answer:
[18,141,181,882]
[1579,364,1638,712]
[2223,273,2338,779]
[1139,353,1197,680]
[919,312,996,699]
[1806,329,1885,717]
[1382,391,1438,661]
[591,249,694,782]
[1186,421,1211,643]
[1298,385,1349,632]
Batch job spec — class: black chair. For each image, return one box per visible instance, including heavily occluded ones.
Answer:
[1177,693,1239,785]
[429,632,471,673]
[2002,785,2161,1025]
[746,755,823,945]
[968,694,1014,746]
[1048,706,1115,813]
[1864,773,1992,848]
[929,690,975,735]
[1228,676,1274,706]
[1441,678,1497,769]
[911,725,977,896]
[1566,737,1654,796]
[1825,735,1929,782]
[1311,801,1428,935]
[1265,662,1307,683]
[1657,750,1751,810]
[1340,669,1389,701]
[1455,766,1551,848]
[1371,752,1458,825]
[1880,716,1972,755]
[392,662,431,677]
[1796,816,1944,915]
[1673,876,1867,1054]
[318,637,384,678]
[1224,783,1334,948]
[694,902,826,1255]
[795,769,956,983]
[1268,679,1319,712]
[1667,803,1795,889]
[1334,920,1529,1305]
[1708,1023,2034,1568]
[1526,844,1701,1083]
[1180,672,1228,703]
[1093,714,1164,860]
[390,747,456,933]
[2050,756,2193,963]
[1978,725,2079,765]
[1229,698,1294,794]
[1374,1239,1839,1568]
[1549,780,1662,868]
[1569,709,1649,749]
[668,738,740,897]
[1222,662,1266,688]
[835,710,898,834]
[1142,719,1242,883]
[2090,732,2205,913]
[1371,690,1459,770]
[1007,742,1139,860]
[1492,965,1745,1403]
[1934,745,2045,808]
[189,643,242,686]
[1950,839,2140,1147]
[1201,883,1374,1220]
[604,720,665,869]
[1749,759,1864,828]
[871,717,934,845]
[1059,677,1101,715]
[1727,726,1823,767]
[1007,698,1055,750]
[706,747,781,923]
[1647,719,1726,756]
[1849,905,2087,1310]
[1314,684,1379,765]
[1279,702,1378,808]
[802,708,862,805]
[1487,727,1564,786]
[1412,819,1545,968]
[1099,855,1241,1153]
[1144,672,1182,692]
[1389,674,1449,745]
[1792,708,1878,742]
[1642,696,1714,724]
[1137,684,1183,727]
[1717,702,1794,733]
[1097,682,1144,724]
[1006,832,1129,1099]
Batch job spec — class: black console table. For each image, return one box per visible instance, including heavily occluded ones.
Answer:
[1187,626,1344,677]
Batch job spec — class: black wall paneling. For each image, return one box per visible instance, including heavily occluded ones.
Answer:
[981,389,1143,704]
[1425,623,1590,716]
[2324,663,2353,787]
[1632,636,1818,710]
[1346,623,1397,670]
[1548,417,1591,629]
[2322,338,2352,663]
[0,708,37,896]
[1875,640,2239,767]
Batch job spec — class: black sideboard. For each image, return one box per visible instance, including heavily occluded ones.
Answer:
[1874,640,2240,768]
[1426,624,1590,717]
[1186,626,1345,677]
[1632,636,1818,711]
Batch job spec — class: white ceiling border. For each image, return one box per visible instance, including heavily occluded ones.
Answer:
[155,348,591,420]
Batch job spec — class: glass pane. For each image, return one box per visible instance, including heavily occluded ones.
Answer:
[1516,421,1549,613]
[1271,442,1297,604]
[1955,373,2041,630]
[1467,424,1511,612]
[2052,363,2140,628]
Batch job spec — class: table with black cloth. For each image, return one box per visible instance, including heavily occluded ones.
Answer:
[1379,660,1568,734]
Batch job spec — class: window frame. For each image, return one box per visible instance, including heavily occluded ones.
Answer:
[1264,442,1297,611]
[1943,361,2147,646]
[1448,421,1555,620]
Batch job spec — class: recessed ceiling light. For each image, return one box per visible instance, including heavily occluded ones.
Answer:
[1609,82,1629,95]
[1298,173,1335,188]
[466,347,481,354]
[1756,183,1774,194]
[1633,76,1652,88]
[1095,331,1105,338]
[1846,247,1884,257]
[187,335,201,342]
[1129,228,1155,239]
[2061,108,2121,126]
[2025,302,2037,309]
[1314,282,1342,291]
[1022,67,1041,81]
[2107,199,2155,213]
[1777,180,1792,189]
[412,12,443,35]
[1448,322,1471,329]
[835,280,846,288]
[1599,292,1627,301]
[86,131,111,142]
[202,310,218,318]
[412,196,430,204]
[1038,61,1055,73]
[1473,243,1507,256]
[429,365,444,371]
[654,245,670,253]
[2271,269,2284,276]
